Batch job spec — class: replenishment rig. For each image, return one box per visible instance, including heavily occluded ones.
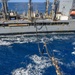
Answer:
[0,0,75,35]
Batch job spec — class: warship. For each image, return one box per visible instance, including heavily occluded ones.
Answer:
[0,0,75,35]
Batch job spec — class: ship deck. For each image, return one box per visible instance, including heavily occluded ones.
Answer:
[0,19,70,26]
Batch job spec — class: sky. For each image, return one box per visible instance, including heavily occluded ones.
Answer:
[9,0,53,2]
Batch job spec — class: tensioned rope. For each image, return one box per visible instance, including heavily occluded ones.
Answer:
[35,21,62,75]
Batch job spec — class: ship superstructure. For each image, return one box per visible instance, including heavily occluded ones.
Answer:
[59,0,73,16]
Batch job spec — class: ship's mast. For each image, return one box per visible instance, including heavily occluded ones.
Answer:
[1,0,8,20]
[52,0,59,20]
[45,0,49,16]
[28,0,32,19]
[52,0,55,20]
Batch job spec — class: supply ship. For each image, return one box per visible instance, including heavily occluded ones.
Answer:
[0,0,75,35]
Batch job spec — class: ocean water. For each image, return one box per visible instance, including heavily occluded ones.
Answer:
[0,34,75,75]
[0,2,75,75]
[0,2,52,14]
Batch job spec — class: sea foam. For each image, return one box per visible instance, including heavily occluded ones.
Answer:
[12,55,52,75]
[72,51,75,55]
[0,40,12,46]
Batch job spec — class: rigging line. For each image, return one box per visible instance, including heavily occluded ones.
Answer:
[36,35,62,75]
[41,24,62,75]
[35,20,62,75]
[36,24,44,30]
[43,42,52,59]
[42,29,62,75]
[35,21,43,56]
[43,42,62,75]
[45,24,49,35]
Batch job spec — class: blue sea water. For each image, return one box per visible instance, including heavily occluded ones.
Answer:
[0,2,75,75]
[0,2,52,14]
[0,34,75,75]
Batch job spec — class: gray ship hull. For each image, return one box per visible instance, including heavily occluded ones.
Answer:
[0,19,75,35]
